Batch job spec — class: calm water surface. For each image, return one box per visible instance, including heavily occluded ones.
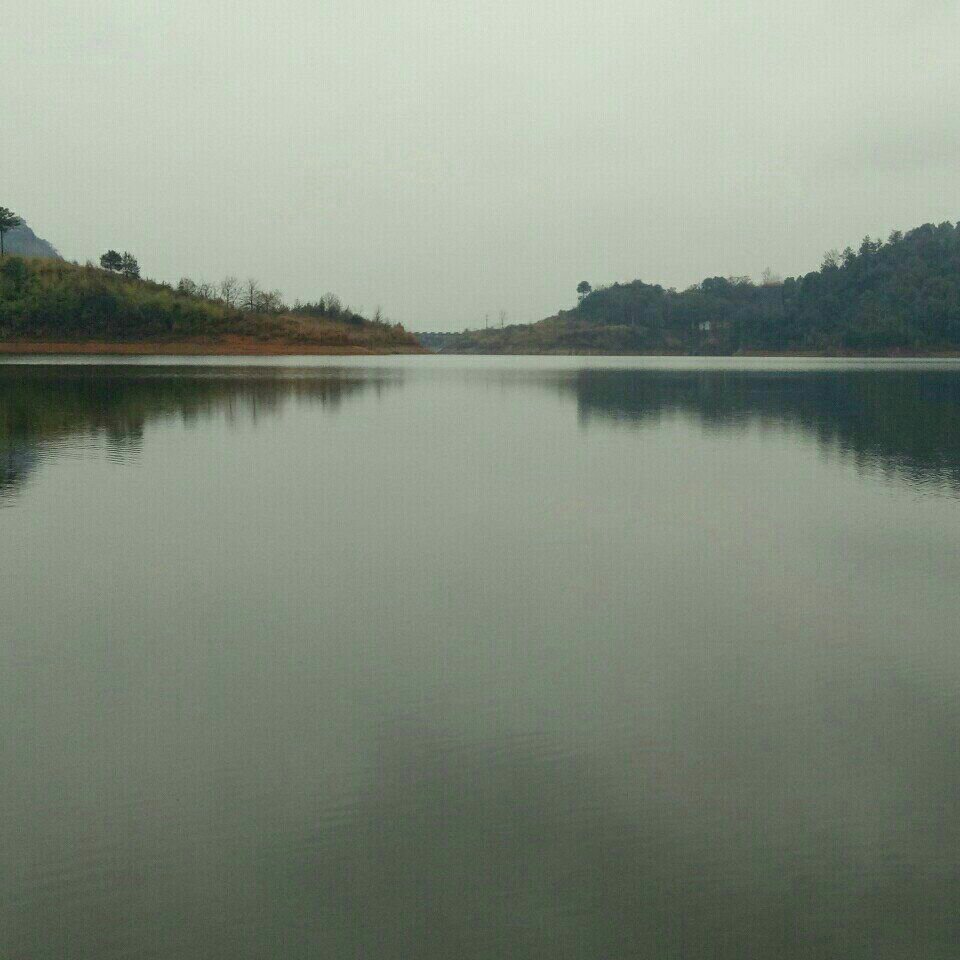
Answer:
[2,356,959,958]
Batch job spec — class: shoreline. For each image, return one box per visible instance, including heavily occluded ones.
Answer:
[4,341,959,360]
[438,350,960,360]
[0,338,428,356]
[437,348,960,358]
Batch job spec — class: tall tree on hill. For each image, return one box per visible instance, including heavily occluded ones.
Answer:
[100,250,123,272]
[577,280,592,302]
[0,207,24,257]
[120,252,140,279]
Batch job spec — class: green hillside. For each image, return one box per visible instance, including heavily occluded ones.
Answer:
[438,221,960,355]
[0,256,420,351]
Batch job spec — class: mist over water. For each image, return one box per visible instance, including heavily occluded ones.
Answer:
[2,357,959,958]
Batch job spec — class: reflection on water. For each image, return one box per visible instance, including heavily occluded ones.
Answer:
[2,358,960,959]
[569,367,960,493]
[0,364,390,499]
[6,362,960,501]
[1,443,38,497]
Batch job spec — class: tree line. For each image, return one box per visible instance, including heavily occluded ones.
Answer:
[172,275,384,326]
[439,221,960,354]
[1,204,391,329]
[569,221,960,352]
[0,256,415,348]
[0,204,413,347]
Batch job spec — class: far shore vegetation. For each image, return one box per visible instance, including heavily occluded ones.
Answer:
[0,208,420,353]
[6,206,960,357]
[425,221,960,355]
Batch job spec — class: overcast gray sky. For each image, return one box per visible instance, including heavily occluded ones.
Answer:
[5,0,959,330]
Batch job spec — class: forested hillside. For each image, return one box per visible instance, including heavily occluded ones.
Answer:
[439,221,960,354]
[0,257,421,352]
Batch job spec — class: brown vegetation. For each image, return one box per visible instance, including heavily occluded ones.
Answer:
[0,257,425,354]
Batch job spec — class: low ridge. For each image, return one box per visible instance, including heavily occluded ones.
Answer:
[433,221,960,355]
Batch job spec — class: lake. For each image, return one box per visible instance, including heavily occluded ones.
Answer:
[2,356,959,959]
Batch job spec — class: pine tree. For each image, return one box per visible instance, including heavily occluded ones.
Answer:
[120,252,140,279]
[100,250,123,272]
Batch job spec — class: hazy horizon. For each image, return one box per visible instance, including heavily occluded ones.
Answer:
[6,0,960,331]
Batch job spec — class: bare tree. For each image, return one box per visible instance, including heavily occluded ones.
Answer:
[257,289,286,313]
[216,276,238,307]
[242,279,262,312]
[821,249,841,270]
[322,292,342,315]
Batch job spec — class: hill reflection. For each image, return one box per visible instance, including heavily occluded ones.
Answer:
[0,365,390,499]
[568,366,960,491]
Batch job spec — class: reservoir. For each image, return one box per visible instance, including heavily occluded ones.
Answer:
[2,356,959,959]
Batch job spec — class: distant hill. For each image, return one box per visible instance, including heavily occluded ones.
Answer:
[0,257,423,354]
[439,221,960,355]
[4,222,61,259]
[414,331,461,351]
